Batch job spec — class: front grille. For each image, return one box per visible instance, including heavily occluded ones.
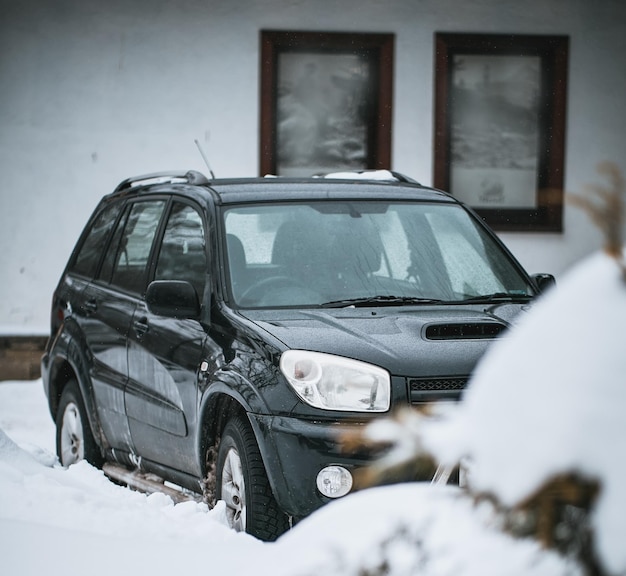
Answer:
[408,376,469,403]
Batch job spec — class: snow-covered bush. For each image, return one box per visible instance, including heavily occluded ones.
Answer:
[348,164,626,575]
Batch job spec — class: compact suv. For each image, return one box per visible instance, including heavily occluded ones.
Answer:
[42,170,553,540]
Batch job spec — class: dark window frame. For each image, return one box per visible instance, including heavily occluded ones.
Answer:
[259,30,394,177]
[433,33,568,232]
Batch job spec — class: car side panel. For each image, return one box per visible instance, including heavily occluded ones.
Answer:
[126,302,208,475]
[77,280,136,451]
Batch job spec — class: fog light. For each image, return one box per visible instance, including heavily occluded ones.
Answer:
[316,466,353,498]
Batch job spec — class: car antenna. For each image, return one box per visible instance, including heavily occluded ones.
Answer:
[194,138,216,179]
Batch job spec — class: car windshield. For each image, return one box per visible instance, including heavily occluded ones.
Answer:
[223,201,534,308]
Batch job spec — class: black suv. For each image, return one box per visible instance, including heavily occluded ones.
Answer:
[42,170,552,540]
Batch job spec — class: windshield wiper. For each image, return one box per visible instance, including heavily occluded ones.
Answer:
[454,292,532,304]
[320,295,443,308]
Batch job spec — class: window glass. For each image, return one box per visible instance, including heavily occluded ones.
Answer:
[99,208,130,284]
[155,203,207,298]
[223,201,532,308]
[110,201,166,294]
[425,211,506,296]
[71,202,121,278]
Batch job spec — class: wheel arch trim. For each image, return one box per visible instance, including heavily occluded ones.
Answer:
[45,328,107,454]
[196,382,291,515]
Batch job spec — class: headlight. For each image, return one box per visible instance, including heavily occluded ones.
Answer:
[280,350,391,412]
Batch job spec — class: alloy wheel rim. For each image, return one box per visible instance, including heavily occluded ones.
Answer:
[60,402,84,466]
[221,447,246,532]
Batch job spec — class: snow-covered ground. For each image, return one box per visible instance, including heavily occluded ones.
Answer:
[0,379,577,576]
[1,249,624,575]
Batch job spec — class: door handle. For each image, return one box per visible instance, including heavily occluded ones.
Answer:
[84,299,98,314]
[133,317,149,338]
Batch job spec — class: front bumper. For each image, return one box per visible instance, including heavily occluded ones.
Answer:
[249,413,373,519]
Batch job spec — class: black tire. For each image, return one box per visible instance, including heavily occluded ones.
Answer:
[216,416,289,541]
[56,379,103,468]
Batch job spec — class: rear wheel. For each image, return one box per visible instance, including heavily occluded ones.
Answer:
[216,416,289,541]
[56,379,103,467]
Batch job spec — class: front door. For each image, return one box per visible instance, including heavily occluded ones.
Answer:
[126,201,209,476]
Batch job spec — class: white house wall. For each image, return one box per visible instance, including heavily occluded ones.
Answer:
[1,0,625,333]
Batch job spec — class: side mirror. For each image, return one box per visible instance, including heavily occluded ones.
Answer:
[146,280,200,319]
[532,273,556,294]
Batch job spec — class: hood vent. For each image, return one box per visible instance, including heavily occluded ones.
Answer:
[425,322,506,340]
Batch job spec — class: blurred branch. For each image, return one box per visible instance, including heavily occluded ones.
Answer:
[340,407,438,489]
[569,162,625,279]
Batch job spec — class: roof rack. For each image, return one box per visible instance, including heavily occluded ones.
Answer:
[388,171,420,184]
[113,170,210,194]
[320,169,421,185]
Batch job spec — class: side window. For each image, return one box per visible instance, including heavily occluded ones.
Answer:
[98,208,130,284]
[71,202,122,278]
[109,201,166,294]
[155,203,207,298]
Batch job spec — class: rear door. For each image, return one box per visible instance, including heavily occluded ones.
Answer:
[65,199,133,452]
[126,199,209,476]
[83,199,167,451]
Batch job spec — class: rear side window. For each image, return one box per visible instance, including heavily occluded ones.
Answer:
[71,202,121,278]
[108,201,166,294]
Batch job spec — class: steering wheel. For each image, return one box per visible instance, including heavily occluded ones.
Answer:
[239,275,308,305]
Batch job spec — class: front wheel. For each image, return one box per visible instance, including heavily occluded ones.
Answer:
[216,416,289,541]
[56,379,103,467]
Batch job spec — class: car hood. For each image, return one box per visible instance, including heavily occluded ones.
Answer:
[239,303,529,377]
